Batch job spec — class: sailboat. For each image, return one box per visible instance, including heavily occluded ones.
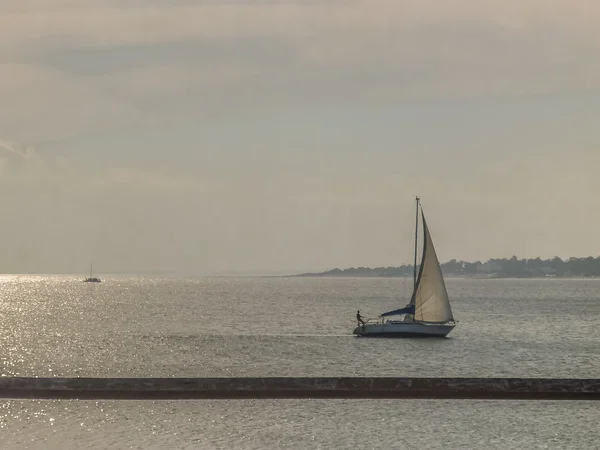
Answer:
[83,263,101,283]
[353,197,456,337]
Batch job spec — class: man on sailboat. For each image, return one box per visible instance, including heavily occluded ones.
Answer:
[356,311,366,326]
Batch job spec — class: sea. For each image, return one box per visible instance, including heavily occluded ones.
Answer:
[0,275,598,449]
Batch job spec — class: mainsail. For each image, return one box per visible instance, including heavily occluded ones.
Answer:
[411,212,454,323]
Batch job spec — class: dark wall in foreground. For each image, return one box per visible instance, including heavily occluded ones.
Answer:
[0,377,599,400]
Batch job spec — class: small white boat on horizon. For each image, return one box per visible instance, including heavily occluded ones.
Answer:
[353,197,457,338]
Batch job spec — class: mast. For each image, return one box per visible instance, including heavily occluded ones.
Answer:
[413,196,420,292]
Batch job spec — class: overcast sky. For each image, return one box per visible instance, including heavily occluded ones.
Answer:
[1,1,599,275]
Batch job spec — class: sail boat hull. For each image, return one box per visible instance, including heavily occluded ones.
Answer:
[353,322,455,338]
[83,278,101,283]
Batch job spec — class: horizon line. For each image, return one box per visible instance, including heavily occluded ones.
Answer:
[1,254,599,278]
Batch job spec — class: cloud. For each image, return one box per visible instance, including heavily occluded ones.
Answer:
[1,1,599,44]
[1,1,600,274]
[1,1,600,143]
[0,138,40,174]
[0,138,204,195]
[0,63,163,143]
[0,120,598,275]
[0,137,417,274]
[0,139,37,159]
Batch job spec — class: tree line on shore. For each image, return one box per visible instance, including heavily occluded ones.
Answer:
[296,256,600,278]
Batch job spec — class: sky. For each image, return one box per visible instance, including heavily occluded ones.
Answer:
[1,0,600,275]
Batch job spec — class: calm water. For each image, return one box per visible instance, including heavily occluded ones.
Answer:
[0,276,599,448]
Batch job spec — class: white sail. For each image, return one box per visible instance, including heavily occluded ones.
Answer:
[412,213,454,323]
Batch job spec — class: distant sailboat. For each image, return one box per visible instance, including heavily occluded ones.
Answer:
[353,197,456,337]
[83,263,101,283]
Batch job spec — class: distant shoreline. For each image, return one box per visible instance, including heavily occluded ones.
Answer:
[290,256,600,279]
[288,273,598,279]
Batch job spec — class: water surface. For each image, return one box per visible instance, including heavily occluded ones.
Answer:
[0,276,598,448]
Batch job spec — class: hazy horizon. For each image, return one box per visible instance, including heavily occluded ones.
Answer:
[1,1,599,275]
[2,252,599,278]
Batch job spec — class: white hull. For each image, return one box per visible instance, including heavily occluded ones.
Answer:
[353,321,455,338]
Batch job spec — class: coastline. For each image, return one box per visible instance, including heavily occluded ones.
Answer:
[287,273,599,280]
[288,256,600,279]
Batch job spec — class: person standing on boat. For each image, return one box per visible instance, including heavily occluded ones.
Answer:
[356,311,366,326]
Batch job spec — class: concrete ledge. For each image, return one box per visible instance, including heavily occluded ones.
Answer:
[0,377,598,400]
